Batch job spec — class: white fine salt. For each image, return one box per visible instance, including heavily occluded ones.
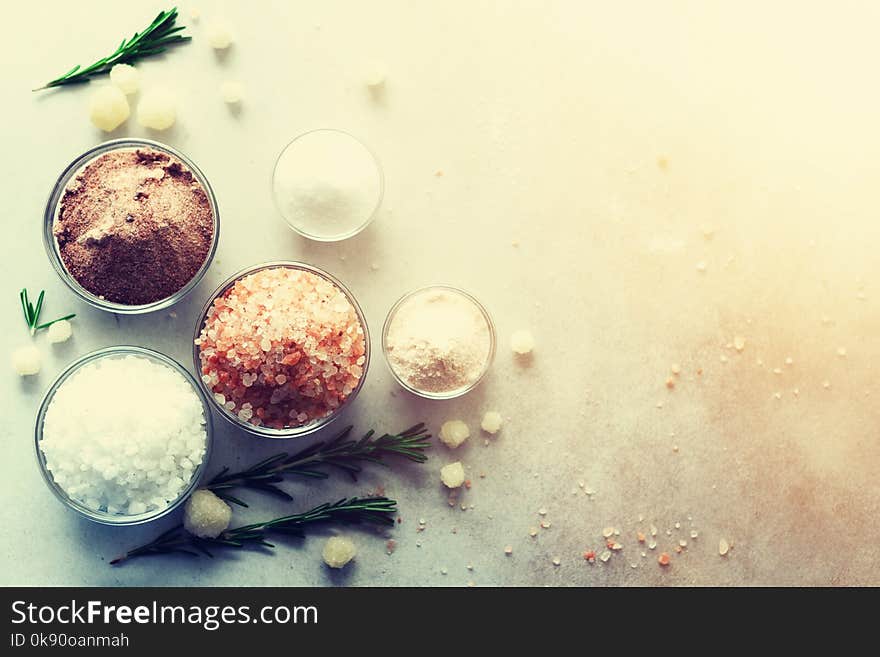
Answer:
[385,287,492,394]
[273,129,382,241]
[40,354,207,515]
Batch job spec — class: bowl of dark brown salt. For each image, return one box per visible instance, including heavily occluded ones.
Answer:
[44,138,219,314]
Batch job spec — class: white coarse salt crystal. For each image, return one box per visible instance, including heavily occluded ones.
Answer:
[696,261,707,273]
[599,550,611,563]
[602,527,614,538]
[364,62,387,88]
[510,329,535,354]
[439,420,470,448]
[11,344,41,376]
[837,347,847,357]
[734,336,745,351]
[481,411,503,434]
[504,546,513,555]
[47,320,73,344]
[322,536,357,569]
[184,489,232,538]
[207,22,233,49]
[440,461,466,488]
[552,557,561,566]
[273,129,381,241]
[719,538,730,556]
[220,80,244,104]
[109,63,140,94]
[39,354,207,515]
[89,85,130,132]
[137,87,176,130]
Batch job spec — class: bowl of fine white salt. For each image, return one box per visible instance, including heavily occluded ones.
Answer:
[271,129,384,242]
[34,346,213,525]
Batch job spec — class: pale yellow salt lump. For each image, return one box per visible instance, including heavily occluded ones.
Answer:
[47,320,73,344]
[89,86,130,132]
[109,63,140,94]
[137,88,176,130]
[481,411,503,434]
[220,80,244,104]
[11,345,41,376]
[183,489,231,538]
[510,329,534,354]
[207,22,233,49]
[440,461,466,488]
[322,536,357,568]
[439,420,470,448]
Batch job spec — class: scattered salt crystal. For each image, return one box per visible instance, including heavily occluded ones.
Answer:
[89,85,130,132]
[690,530,698,539]
[364,62,387,89]
[12,345,41,375]
[529,527,538,537]
[207,22,233,49]
[773,368,782,375]
[734,336,745,351]
[510,329,535,355]
[602,527,614,538]
[837,347,847,357]
[137,87,176,130]
[552,557,560,566]
[648,540,657,550]
[674,522,681,529]
[184,489,231,538]
[671,363,681,375]
[823,380,831,389]
[109,64,140,95]
[504,546,513,555]
[785,357,793,365]
[696,261,707,273]
[220,80,245,104]
[440,461,465,488]
[719,538,730,556]
[481,411,503,434]
[599,550,611,563]
[439,420,470,448]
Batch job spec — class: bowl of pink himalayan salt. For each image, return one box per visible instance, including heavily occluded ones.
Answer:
[192,261,370,438]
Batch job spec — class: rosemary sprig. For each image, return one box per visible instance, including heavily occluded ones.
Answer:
[35,8,190,91]
[20,289,75,336]
[207,423,431,507]
[110,496,398,565]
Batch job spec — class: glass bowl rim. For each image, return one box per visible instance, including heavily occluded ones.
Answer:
[192,260,372,439]
[33,344,214,526]
[270,128,384,242]
[381,284,497,400]
[43,137,220,315]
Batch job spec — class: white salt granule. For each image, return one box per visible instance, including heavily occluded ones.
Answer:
[40,354,207,515]
[47,320,73,344]
[109,64,140,94]
[89,85,130,132]
[385,288,491,394]
[273,130,382,240]
[481,411,503,434]
[11,345,41,376]
[322,536,357,568]
[510,329,534,355]
[137,87,177,130]
[439,420,470,448]
[184,489,231,538]
[220,80,244,104]
[206,22,233,49]
[440,462,466,488]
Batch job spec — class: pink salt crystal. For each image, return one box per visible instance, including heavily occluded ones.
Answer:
[196,267,366,429]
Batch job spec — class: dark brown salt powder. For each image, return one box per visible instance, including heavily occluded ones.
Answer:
[54,148,214,305]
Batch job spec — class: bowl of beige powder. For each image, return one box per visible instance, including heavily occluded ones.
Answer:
[382,285,496,399]
[44,138,219,314]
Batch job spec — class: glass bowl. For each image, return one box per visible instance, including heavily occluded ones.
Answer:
[271,128,384,242]
[34,345,214,526]
[381,285,496,400]
[192,261,371,439]
[43,138,220,314]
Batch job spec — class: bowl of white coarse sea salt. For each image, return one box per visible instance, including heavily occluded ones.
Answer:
[34,346,212,525]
